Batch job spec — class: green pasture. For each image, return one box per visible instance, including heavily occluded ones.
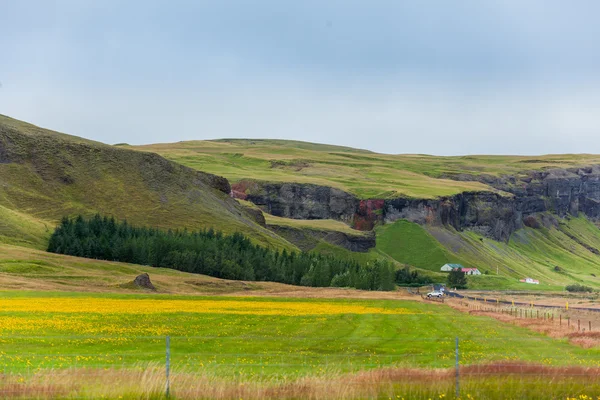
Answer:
[1,291,599,378]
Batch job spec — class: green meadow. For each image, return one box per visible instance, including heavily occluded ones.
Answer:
[1,291,599,378]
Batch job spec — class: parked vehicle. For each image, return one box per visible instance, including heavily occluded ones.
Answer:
[427,291,443,298]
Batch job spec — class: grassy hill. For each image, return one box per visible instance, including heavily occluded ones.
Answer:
[0,243,269,294]
[0,115,295,251]
[132,138,600,290]
[375,216,600,290]
[5,115,600,292]
[133,139,600,199]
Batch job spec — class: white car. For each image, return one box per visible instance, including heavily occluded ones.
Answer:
[427,291,444,298]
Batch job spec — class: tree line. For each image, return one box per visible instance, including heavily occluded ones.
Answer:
[48,215,403,291]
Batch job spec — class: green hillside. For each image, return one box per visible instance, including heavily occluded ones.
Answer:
[375,217,600,290]
[376,220,466,271]
[0,115,295,251]
[129,138,600,290]
[0,205,51,249]
[0,243,270,293]
[133,139,600,199]
[5,115,600,292]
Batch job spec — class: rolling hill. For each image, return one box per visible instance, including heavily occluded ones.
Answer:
[133,138,600,199]
[4,114,600,291]
[0,115,294,251]
[132,138,600,290]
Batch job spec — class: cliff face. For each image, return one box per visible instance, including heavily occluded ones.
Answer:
[240,181,359,222]
[234,166,600,243]
[442,166,600,220]
[384,192,519,242]
[506,167,600,219]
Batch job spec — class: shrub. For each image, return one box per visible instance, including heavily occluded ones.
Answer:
[523,216,541,229]
[565,284,594,293]
[395,266,433,286]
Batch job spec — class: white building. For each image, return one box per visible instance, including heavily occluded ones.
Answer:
[520,277,539,284]
[440,263,463,272]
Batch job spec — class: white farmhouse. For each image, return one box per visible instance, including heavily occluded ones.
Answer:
[440,263,463,272]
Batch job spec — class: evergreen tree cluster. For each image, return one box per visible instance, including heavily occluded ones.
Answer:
[48,215,397,291]
[446,268,468,289]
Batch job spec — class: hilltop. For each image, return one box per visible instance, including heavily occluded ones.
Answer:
[133,138,600,199]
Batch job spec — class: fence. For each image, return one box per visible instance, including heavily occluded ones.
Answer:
[448,291,600,313]
[2,336,600,399]
[448,291,600,333]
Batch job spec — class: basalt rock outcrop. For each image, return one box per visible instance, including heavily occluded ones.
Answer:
[383,192,519,242]
[238,181,359,222]
[234,165,600,243]
[442,166,600,220]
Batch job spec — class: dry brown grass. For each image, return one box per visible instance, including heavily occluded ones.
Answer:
[448,299,600,348]
[3,363,600,399]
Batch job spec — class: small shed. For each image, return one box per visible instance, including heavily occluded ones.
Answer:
[461,268,482,276]
[520,277,539,284]
[441,263,463,272]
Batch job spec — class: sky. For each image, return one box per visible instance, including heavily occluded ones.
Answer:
[1,0,600,155]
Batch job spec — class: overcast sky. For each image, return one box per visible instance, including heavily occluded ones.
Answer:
[1,1,600,155]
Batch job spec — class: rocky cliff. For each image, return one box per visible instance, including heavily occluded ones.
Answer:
[234,180,359,222]
[233,166,600,243]
[440,166,600,221]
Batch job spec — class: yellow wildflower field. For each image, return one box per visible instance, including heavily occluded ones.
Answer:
[0,297,413,316]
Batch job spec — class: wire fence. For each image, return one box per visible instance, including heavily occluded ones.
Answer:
[2,335,600,399]
[448,295,600,334]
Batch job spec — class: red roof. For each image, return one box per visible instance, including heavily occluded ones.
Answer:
[460,268,479,271]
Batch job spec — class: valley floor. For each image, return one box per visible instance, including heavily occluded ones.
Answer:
[2,288,600,399]
[3,243,600,398]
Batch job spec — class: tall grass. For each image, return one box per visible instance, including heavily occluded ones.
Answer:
[3,364,600,399]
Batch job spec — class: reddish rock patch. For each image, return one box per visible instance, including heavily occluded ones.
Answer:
[352,199,385,231]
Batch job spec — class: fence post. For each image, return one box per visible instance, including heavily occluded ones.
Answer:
[166,335,171,398]
[455,337,460,399]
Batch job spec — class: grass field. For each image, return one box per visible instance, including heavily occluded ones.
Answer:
[133,139,600,199]
[0,243,267,294]
[2,291,600,399]
[264,214,372,238]
[3,292,600,372]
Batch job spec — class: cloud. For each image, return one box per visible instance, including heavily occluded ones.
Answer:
[1,1,600,155]
[3,73,599,155]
